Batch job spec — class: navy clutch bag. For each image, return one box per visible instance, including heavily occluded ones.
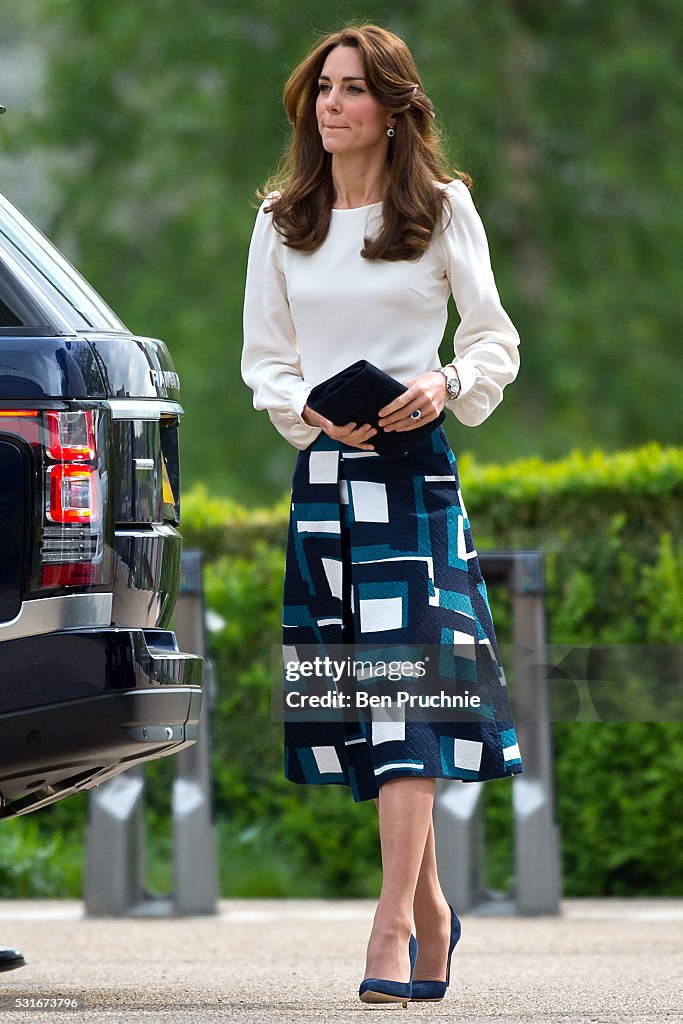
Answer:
[306,359,445,460]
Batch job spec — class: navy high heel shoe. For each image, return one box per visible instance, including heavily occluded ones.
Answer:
[410,905,462,1002]
[359,933,418,1007]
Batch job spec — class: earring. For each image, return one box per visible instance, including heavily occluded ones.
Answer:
[387,126,395,138]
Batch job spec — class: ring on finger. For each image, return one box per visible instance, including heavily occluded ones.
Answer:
[410,408,422,421]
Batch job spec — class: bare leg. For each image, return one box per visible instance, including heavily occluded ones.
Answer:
[371,799,451,982]
[412,817,452,980]
[364,777,435,983]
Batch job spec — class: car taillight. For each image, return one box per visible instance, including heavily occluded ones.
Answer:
[48,464,99,525]
[0,406,106,592]
[46,409,96,461]
[42,410,103,586]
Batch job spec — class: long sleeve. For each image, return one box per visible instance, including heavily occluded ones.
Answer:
[440,180,520,426]
[241,199,322,449]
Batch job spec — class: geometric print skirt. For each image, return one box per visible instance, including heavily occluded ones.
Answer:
[282,426,524,803]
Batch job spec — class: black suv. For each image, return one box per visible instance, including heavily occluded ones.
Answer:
[0,187,203,818]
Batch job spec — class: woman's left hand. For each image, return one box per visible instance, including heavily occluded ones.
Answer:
[377,371,448,432]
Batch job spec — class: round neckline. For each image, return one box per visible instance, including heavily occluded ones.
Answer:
[331,200,383,212]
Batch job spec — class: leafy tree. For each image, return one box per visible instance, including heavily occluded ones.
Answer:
[1,0,681,501]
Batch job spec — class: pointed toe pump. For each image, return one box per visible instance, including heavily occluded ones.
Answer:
[359,933,418,1008]
[410,905,462,1002]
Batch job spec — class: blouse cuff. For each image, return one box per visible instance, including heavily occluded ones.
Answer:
[290,380,314,425]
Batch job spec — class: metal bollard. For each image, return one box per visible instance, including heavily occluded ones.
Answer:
[84,550,217,917]
[171,550,218,915]
[433,551,562,916]
[82,768,146,916]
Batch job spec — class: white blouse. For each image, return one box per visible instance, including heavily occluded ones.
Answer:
[241,179,520,450]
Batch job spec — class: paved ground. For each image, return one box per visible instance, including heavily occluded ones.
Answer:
[0,898,681,1023]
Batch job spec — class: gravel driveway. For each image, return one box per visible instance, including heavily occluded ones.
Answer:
[0,898,680,1023]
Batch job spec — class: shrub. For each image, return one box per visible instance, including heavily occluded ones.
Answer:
[3,444,681,897]
[190,442,683,897]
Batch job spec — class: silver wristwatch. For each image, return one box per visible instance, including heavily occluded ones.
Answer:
[436,364,461,400]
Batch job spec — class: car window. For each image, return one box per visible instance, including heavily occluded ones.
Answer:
[0,192,127,333]
[0,296,21,327]
[0,257,54,333]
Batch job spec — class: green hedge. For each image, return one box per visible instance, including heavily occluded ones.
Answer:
[187,442,683,898]
[2,443,682,898]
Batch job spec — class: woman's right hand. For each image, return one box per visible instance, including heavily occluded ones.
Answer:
[302,404,377,451]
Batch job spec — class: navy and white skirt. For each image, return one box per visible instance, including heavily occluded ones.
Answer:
[281,426,523,803]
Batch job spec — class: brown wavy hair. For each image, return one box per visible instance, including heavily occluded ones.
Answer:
[262,24,472,262]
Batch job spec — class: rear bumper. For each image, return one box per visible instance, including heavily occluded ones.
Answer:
[0,626,202,715]
[0,627,202,818]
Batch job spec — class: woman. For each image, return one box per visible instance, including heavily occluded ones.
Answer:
[241,23,523,1005]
